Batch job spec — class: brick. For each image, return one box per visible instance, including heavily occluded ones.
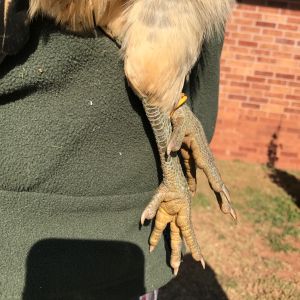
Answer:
[238,40,258,47]
[242,12,262,19]
[227,46,251,55]
[284,31,300,39]
[251,49,271,56]
[259,43,279,50]
[262,29,283,36]
[267,79,287,85]
[228,94,248,101]
[276,73,295,80]
[230,81,251,88]
[287,17,300,24]
[281,152,298,158]
[240,26,262,33]
[265,92,285,99]
[278,44,299,54]
[286,95,300,101]
[255,71,274,77]
[226,24,239,32]
[224,38,236,46]
[246,76,266,83]
[257,57,277,63]
[222,86,244,94]
[284,108,300,114]
[243,89,265,97]
[254,35,274,43]
[270,99,289,106]
[220,79,228,85]
[251,83,271,90]
[288,82,300,87]
[221,66,231,72]
[235,54,255,61]
[262,13,286,23]
[225,74,245,81]
[272,51,293,59]
[234,18,254,26]
[269,85,291,94]
[249,97,269,103]
[275,38,295,45]
[256,21,276,28]
[241,103,260,109]
[278,24,298,31]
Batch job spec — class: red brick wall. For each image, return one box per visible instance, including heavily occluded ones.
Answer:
[211,0,300,170]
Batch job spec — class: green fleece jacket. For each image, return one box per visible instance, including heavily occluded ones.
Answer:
[0,19,223,300]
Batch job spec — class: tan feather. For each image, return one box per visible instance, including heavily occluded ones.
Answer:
[28,0,234,111]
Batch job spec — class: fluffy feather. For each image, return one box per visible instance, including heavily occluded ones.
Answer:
[28,0,234,111]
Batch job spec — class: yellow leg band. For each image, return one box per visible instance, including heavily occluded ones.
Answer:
[177,93,188,109]
[171,93,188,116]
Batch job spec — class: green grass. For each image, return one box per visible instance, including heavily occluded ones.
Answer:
[239,187,299,252]
[267,232,296,252]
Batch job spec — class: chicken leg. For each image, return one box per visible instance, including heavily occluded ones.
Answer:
[141,99,236,275]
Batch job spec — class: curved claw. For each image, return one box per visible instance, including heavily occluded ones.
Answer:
[141,208,153,225]
[141,208,156,225]
[173,267,179,276]
[219,184,237,221]
[200,257,206,269]
[230,208,238,222]
[140,211,147,226]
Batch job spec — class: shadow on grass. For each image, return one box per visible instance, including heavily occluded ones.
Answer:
[269,169,300,208]
[159,254,228,300]
[266,124,300,208]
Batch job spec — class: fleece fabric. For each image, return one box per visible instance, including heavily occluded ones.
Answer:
[0,19,223,299]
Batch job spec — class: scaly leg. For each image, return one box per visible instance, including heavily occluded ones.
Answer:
[141,100,205,275]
